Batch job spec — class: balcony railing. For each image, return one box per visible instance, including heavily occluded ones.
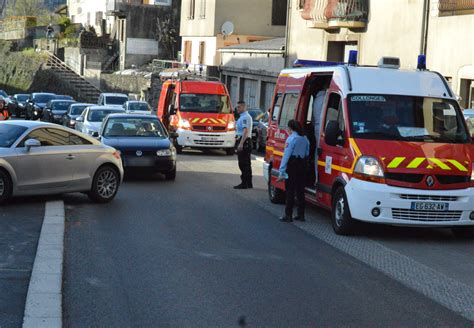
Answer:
[300,0,368,29]
[438,0,474,15]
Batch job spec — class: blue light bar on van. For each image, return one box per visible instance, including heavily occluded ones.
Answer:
[292,59,343,68]
[417,55,427,70]
[348,50,358,65]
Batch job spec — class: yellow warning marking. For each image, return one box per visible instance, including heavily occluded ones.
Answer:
[200,118,208,123]
[266,146,274,151]
[318,161,353,174]
[349,138,362,157]
[407,157,425,169]
[447,159,468,172]
[381,157,386,161]
[427,165,433,169]
[191,118,200,123]
[274,151,284,156]
[428,158,451,170]
[387,157,406,169]
[209,118,218,124]
[219,119,227,124]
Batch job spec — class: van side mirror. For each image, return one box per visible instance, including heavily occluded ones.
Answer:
[25,138,41,151]
[168,104,176,116]
[324,121,344,146]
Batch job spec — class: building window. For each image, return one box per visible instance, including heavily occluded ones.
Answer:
[188,0,196,19]
[272,0,288,26]
[183,41,192,63]
[198,41,205,65]
[199,0,206,18]
[155,0,172,5]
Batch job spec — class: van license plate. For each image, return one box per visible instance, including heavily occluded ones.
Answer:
[411,202,449,211]
[201,137,218,141]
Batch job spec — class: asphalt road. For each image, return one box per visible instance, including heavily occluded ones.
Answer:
[0,197,45,328]
[62,151,473,327]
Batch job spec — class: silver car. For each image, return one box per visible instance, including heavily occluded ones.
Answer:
[0,121,124,204]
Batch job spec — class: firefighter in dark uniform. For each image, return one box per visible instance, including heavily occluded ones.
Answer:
[278,120,310,222]
[234,101,253,189]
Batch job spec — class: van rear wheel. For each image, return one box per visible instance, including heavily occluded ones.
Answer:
[332,187,357,235]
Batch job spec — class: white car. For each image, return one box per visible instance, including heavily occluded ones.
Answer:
[75,106,125,136]
[123,101,152,115]
[98,93,129,107]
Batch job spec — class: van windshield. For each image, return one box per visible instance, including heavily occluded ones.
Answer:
[348,94,470,144]
[179,94,231,114]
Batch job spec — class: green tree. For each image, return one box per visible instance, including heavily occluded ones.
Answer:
[5,0,59,25]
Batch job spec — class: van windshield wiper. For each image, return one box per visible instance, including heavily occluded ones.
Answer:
[355,131,403,140]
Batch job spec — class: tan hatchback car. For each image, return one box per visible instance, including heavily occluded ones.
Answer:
[0,121,124,204]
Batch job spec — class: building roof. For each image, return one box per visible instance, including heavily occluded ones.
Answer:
[219,37,285,54]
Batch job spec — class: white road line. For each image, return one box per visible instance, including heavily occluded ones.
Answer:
[23,200,64,328]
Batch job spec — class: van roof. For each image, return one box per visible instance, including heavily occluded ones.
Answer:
[280,66,453,100]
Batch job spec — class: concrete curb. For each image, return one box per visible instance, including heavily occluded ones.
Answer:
[23,200,65,328]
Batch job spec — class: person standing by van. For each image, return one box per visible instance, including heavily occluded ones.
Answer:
[234,101,253,189]
[278,120,310,222]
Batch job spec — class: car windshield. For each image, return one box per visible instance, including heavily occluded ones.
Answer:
[179,94,231,113]
[104,117,166,138]
[0,124,28,147]
[17,95,29,102]
[56,95,73,100]
[34,94,55,103]
[88,109,123,122]
[348,94,470,144]
[70,105,87,116]
[128,102,150,112]
[52,102,74,112]
[0,91,7,97]
[106,96,128,105]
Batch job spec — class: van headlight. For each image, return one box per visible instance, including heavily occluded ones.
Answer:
[227,121,235,131]
[354,156,385,183]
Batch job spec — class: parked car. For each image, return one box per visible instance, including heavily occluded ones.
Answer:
[256,112,269,153]
[42,100,76,124]
[247,108,264,148]
[464,109,474,137]
[123,101,152,115]
[0,90,8,98]
[99,114,177,179]
[63,103,94,129]
[98,93,129,107]
[10,94,30,118]
[25,93,56,120]
[75,105,125,136]
[0,120,123,204]
[55,95,75,101]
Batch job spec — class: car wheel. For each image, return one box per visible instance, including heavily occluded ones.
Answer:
[225,148,235,155]
[332,186,357,235]
[0,170,12,204]
[88,166,120,203]
[452,226,474,239]
[268,171,285,204]
[164,168,176,181]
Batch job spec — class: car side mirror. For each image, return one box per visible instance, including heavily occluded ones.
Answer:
[169,131,178,139]
[25,138,41,151]
[76,116,84,122]
[324,121,344,146]
[168,104,177,116]
[91,131,99,138]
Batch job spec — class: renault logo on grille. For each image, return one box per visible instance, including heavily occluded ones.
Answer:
[136,150,143,157]
[426,175,435,187]
[207,126,213,131]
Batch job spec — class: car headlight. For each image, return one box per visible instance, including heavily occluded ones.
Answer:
[354,156,385,183]
[227,121,235,131]
[178,119,191,130]
[156,149,172,156]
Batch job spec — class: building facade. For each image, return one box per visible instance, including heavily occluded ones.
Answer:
[180,0,287,71]
[287,0,474,108]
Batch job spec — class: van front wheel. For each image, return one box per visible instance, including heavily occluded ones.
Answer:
[332,187,357,235]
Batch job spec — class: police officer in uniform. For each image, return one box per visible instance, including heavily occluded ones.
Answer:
[234,101,253,189]
[278,120,310,222]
